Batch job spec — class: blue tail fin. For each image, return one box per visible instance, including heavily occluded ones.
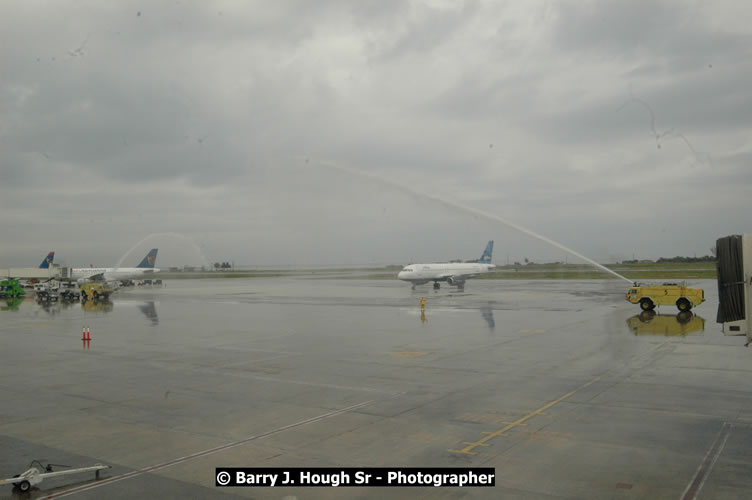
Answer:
[478,241,493,264]
[137,249,158,268]
[39,252,55,269]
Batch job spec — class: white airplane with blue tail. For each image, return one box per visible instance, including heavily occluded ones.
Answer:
[398,241,495,289]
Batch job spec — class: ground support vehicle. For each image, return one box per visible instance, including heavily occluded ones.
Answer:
[60,289,79,302]
[625,282,705,312]
[80,282,116,301]
[0,460,110,493]
[0,279,25,298]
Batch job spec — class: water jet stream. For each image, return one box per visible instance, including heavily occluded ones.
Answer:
[115,232,210,270]
[317,161,634,284]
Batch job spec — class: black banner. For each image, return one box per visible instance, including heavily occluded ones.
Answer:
[215,467,495,487]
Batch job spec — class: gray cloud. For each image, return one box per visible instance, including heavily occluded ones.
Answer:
[1,0,751,267]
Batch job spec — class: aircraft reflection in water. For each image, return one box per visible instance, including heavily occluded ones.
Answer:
[25,297,159,325]
[626,310,705,336]
[81,300,159,325]
[417,299,495,332]
[138,301,159,325]
[480,303,495,330]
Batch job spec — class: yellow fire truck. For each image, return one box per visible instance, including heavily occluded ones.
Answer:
[625,282,705,312]
[79,282,116,301]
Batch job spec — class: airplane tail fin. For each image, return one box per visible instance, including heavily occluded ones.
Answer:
[478,241,493,264]
[39,251,55,269]
[137,249,158,268]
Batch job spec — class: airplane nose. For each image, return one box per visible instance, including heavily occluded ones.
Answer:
[397,272,405,280]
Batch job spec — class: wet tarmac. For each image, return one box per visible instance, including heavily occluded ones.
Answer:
[2,277,751,499]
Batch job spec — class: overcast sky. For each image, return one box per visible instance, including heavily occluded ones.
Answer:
[1,0,750,268]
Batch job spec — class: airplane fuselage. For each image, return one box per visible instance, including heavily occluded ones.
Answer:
[397,263,494,284]
[71,267,159,281]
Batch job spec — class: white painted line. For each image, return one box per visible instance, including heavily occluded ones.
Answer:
[680,422,732,500]
[38,400,373,499]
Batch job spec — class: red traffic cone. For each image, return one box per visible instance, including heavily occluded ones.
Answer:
[86,326,91,340]
[82,325,86,340]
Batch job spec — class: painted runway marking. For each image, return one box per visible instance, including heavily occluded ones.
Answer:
[449,341,669,455]
[188,365,401,395]
[37,400,373,499]
[391,351,427,358]
[449,385,586,455]
[680,422,733,500]
[241,373,400,395]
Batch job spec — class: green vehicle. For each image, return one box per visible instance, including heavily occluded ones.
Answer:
[0,279,25,298]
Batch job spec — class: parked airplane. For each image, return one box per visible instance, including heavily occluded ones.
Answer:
[39,252,55,269]
[16,252,56,287]
[71,249,159,283]
[398,241,495,289]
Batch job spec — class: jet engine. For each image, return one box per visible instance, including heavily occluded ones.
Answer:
[447,276,466,287]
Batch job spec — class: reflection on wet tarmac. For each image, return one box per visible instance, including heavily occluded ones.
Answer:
[139,301,159,325]
[416,300,495,332]
[4,293,159,325]
[5,278,748,499]
[81,298,114,314]
[36,297,79,315]
[79,299,159,325]
[626,310,705,336]
[480,303,495,330]
[1,297,24,311]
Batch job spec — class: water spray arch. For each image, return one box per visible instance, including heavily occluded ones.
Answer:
[315,160,634,284]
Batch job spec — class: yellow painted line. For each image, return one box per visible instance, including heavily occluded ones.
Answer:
[485,422,527,429]
[449,341,667,455]
[448,448,478,455]
[391,352,427,358]
[449,389,578,455]
[519,329,545,334]
[28,324,53,329]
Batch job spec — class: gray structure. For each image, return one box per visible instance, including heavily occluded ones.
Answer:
[1,266,70,280]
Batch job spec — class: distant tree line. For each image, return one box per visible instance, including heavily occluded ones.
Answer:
[656,255,716,263]
[621,255,716,264]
